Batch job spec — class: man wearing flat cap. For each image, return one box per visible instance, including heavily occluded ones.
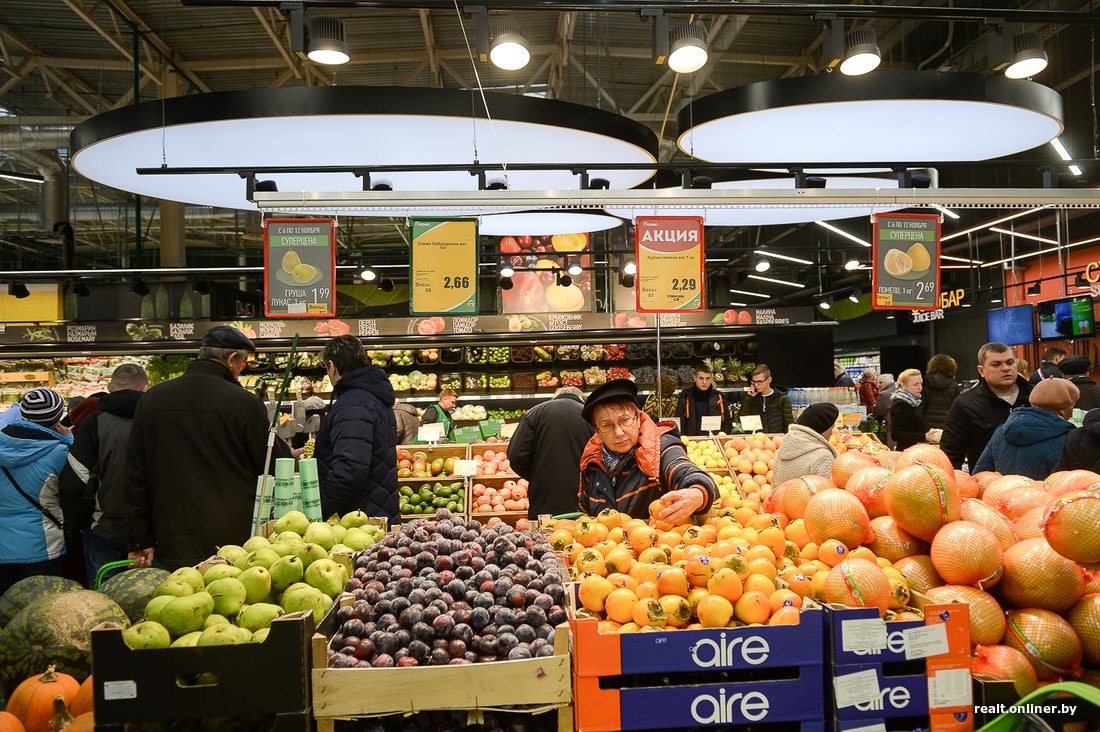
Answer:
[578,379,717,523]
[125,325,292,570]
[972,377,1078,480]
[1058,355,1100,411]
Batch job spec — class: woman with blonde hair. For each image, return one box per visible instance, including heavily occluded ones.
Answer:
[890,368,940,450]
[921,353,959,430]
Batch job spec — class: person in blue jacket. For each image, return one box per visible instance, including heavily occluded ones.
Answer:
[0,388,74,595]
[973,378,1078,480]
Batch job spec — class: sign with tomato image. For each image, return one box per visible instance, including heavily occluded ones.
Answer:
[872,213,941,311]
[410,218,479,315]
[500,233,593,314]
[264,218,336,318]
[635,216,705,313]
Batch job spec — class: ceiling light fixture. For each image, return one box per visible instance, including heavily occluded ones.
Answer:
[1050,137,1083,176]
[819,295,833,310]
[619,270,636,288]
[815,221,871,247]
[622,257,637,277]
[757,249,814,266]
[931,204,961,220]
[840,27,881,77]
[748,274,805,289]
[131,279,150,297]
[567,257,583,277]
[728,288,770,299]
[499,275,514,291]
[360,267,377,282]
[499,260,515,279]
[843,253,862,271]
[1004,32,1048,80]
[555,269,572,288]
[7,282,29,299]
[307,16,350,65]
[0,170,46,185]
[490,25,530,71]
[753,254,771,273]
[848,288,862,303]
[989,226,1059,245]
[942,207,1047,242]
[668,22,709,74]
[478,211,622,236]
[378,278,395,293]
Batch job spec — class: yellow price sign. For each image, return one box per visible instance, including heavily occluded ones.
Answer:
[635,216,705,312]
[410,218,479,315]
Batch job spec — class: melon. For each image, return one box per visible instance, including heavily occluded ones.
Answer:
[998,537,1086,612]
[1012,505,1047,540]
[930,521,1003,589]
[803,489,872,549]
[773,475,835,520]
[1046,469,1100,498]
[1002,608,1083,680]
[893,555,944,593]
[1041,491,1100,565]
[960,498,1018,551]
[0,590,129,687]
[831,451,879,489]
[1067,594,1100,666]
[971,645,1038,698]
[925,584,1006,646]
[0,577,83,631]
[867,516,928,562]
[883,462,960,542]
[97,567,171,624]
[992,484,1052,522]
[844,466,892,519]
[823,557,892,617]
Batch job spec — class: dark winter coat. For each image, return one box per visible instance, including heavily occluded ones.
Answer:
[0,421,72,564]
[315,366,398,524]
[59,388,142,547]
[1067,376,1100,412]
[578,414,717,519]
[1029,361,1064,384]
[920,372,958,431]
[125,359,291,570]
[736,388,793,434]
[890,397,928,451]
[973,407,1075,480]
[940,375,1032,471]
[1055,408,1100,472]
[674,386,730,436]
[857,378,879,412]
[506,393,594,518]
[393,402,420,445]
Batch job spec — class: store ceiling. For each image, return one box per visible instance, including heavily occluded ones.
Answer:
[1,0,1100,306]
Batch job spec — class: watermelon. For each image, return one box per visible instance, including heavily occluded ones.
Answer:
[98,567,170,624]
[0,576,83,631]
[0,589,129,687]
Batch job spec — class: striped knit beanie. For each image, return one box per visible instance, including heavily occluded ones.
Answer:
[20,388,65,426]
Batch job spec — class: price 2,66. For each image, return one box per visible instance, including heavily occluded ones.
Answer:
[671,277,697,292]
[443,276,471,289]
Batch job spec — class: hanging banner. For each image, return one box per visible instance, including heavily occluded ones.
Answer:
[410,218,479,315]
[635,216,705,312]
[264,218,336,318]
[872,213,941,311]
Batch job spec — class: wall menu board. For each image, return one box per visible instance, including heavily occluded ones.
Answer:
[871,213,941,311]
[409,218,479,315]
[263,218,335,318]
[635,216,705,313]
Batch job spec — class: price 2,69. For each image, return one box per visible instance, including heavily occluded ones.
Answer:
[671,277,697,292]
[443,276,471,289]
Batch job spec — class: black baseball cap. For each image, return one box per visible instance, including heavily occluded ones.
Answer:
[202,325,256,352]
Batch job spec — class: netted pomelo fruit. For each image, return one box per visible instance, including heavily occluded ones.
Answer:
[824,558,892,617]
[1067,594,1100,666]
[930,521,1003,589]
[883,462,960,542]
[773,475,836,520]
[832,451,880,489]
[973,471,1002,499]
[982,475,1041,512]
[803,489,873,549]
[993,484,1053,522]
[1086,570,1100,595]
[907,243,932,273]
[867,516,928,563]
[875,451,902,470]
[960,498,1018,551]
[1003,608,1083,680]
[883,248,914,277]
[971,644,1038,698]
[893,444,955,475]
[998,537,1086,612]
[1042,491,1100,565]
[893,555,944,593]
[954,470,980,500]
[845,466,892,519]
[925,584,1006,646]
[1046,470,1100,498]
[1013,506,1047,541]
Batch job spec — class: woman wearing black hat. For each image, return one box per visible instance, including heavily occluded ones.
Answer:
[578,379,717,523]
[772,403,840,486]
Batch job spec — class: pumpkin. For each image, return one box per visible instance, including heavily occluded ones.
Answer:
[66,677,92,719]
[0,712,26,732]
[5,668,78,732]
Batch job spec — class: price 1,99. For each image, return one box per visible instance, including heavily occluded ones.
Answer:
[312,287,331,303]
[443,275,471,289]
[671,277,697,292]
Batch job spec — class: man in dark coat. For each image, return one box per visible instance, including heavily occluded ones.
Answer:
[736,364,792,434]
[507,386,594,518]
[314,334,399,523]
[1058,355,1100,412]
[674,366,731,436]
[125,326,291,570]
[1029,347,1066,384]
[1055,407,1100,472]
[940,342,1032,471]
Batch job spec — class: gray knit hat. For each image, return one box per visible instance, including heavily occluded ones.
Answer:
[20,388,65,426]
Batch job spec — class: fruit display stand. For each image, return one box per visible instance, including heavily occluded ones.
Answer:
[311,596,573,731]
[397,444,470,521]
[90,610,316,731]
[466,443,529,525]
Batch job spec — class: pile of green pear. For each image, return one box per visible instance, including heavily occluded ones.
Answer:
[122,509,387,650]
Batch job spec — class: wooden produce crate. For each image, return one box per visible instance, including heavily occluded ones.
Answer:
[467,474,529,526]
[91,611,315,731]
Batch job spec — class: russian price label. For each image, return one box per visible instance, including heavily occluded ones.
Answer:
[264,218,335,318]
[410,218,479,315]
[635,216,705,312]
[872,213,941,311]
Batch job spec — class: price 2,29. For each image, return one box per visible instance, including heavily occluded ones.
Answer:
[670,277,697,292]
[443,275,471,289]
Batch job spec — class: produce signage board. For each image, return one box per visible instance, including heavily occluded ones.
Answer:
[263,218,336,318]
[871,213,941,311]
[635,216,705,313]
[410,218,478,315]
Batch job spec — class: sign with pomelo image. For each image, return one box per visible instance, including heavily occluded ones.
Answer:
[635,216,705,312]
[410,218,478,315]
[872,213,941,311]
[264,218,335,318]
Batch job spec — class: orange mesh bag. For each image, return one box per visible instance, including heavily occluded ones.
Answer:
[823,557,891,618]
[803,489,872,549]
[1003,608,1083,680]
[893,555,943,593]
[971,645,1038,698]
[893,443,954,474]
[1012,505,1047,540]
[883,462,960,542]
[867,516,927,563]
[994,484,1053,522]
[773,474,835,520]
[960,498,1018,551]
[1042,490,1100,565]
[844,466,892,519]
[1046,469,1100,498]
[954,470,979,500]
[925,584,1006,646]
[998,537,1086,613]
[930,521,1003,589]
[831,451,879,489]
[1067,594,1100,667]
[982,475,1040,512]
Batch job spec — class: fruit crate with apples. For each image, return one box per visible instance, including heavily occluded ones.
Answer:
[467,476,531,524]
[90,610,315,731]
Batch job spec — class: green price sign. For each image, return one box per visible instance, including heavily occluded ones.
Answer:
[872,213,941,311]
[410,218,479,315]
[264,218,335,318]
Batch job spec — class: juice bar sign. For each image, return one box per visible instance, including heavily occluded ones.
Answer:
[264,218,336,318]
[871,213,941,311]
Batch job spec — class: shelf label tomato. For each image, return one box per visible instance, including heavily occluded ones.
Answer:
[410,218,479,315]
[264,218,335,318]
[635,216,705,313]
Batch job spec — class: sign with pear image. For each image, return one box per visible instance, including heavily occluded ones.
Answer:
[264,218,336,317]
[872,212,941,311]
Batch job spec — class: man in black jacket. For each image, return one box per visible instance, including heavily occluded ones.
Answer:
[1029,347,1067,384]
[507,386,594,518]
[940,342,1032,471]
[674,366,730,436]
[1058,355,1100,412]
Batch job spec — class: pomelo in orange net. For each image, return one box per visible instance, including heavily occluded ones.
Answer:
[831,451,880,489]
[1042,491,1100,565]
[844,466,892,519]
[867,516,927,563]
[960,498,1018,551]
[925,584,1006,646]
[971,644,1038,698]
[954,470,979,500]
[875,451,902,470]
[972,471,1002,499]
[803,489,873,549]
[998,537,1086,613]
[772,475,836,520]
[893,443,954,475]
[930,521,1003,589]
[993,484,1053,522]
[824,557,892,617]
[1067,593,1100,666]
[982,475,1041,513]
[893,555,943,593]
[1003,608,1083,680]
[1012,505,1047,541]
[1046,469,1100,499]
[883,462,960,542]
[1085,569,1100,595]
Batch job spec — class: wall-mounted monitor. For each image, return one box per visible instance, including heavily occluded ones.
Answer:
[1037,296,1097,340]
[986,304,1035,346]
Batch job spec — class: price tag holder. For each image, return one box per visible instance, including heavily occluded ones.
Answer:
[841,618,888,653]
[700,415,722,432]
[635,216,704,312]
[418,423,444,443]
[833,668,881,709]
[452,459,477,477]
[739,415,763,432]
[903,623,950,660]
[264,218,336,317]
[410,218,479,315]
[500,423,518,439]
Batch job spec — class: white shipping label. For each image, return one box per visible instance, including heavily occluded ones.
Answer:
[103,680,138,700]
[929,668,972,708]
[841,618,888,653]
[833,668,881,708]
[903,623,950,660]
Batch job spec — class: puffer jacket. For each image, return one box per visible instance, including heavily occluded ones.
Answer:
[1054,408,1100,472]
[0,421,72,564]
[393,402,420,445]
[940,375,1031,470]
[972,407,1075,480]
[736,387,793,434]
[772,424,839,486]
[920,372,958,431]
[315,365,399,523]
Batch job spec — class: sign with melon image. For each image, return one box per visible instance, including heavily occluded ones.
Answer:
[871,213,941,311]
[264,218,336,317]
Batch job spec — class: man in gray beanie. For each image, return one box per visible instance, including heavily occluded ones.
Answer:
[772,403,840,486]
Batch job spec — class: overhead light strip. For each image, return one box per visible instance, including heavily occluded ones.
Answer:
[757,250,815,265]
[1050,137,1083,176]
[988,226,1060,245]
[747,274,806,288]
[941,206,1048,242]
[815,221,870,248]
[728,288,771,299]
[931,204,961,220]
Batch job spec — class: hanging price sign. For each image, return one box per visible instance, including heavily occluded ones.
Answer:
[635,216,705,312]
[872,213,941,311]
[410,218,479,315]
[264,218,335,318]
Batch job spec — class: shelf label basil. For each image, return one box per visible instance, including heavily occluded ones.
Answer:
[410,218,479,315]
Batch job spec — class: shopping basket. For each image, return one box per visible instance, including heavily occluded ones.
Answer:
[93,558,166,590]
[978,681,1100,732]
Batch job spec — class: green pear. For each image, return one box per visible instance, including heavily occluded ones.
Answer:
[250,627,270,643]
[270,539,303,558]
[237,566,272,604]
[273,510,310,535]
[160,591,215,638]
[292,542,328,569]
[281,584,332,624]
[168,566,206,594]
[206,577,248,618]
[302,522,334,550]
[365,525,386,542]
[216,544,248,564]
[342,527,377,551]
[155,577,195,598]
[197,624,246,646]
[202,563,242,583]
[123,620,172,649]
[269,555,305,594]
[170,630,204,648]
[144,595,174,623]
[237,602,284,632]
[246,547,282,569]
[233,551,254,572]
[275,530,306,543]
[242,535,271,553]
[329,524,347,544]
[340,510,371,529]
[328,544,353,557]
[303,557,347,598]
[235,626,253,642]
[203,613,231,629]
